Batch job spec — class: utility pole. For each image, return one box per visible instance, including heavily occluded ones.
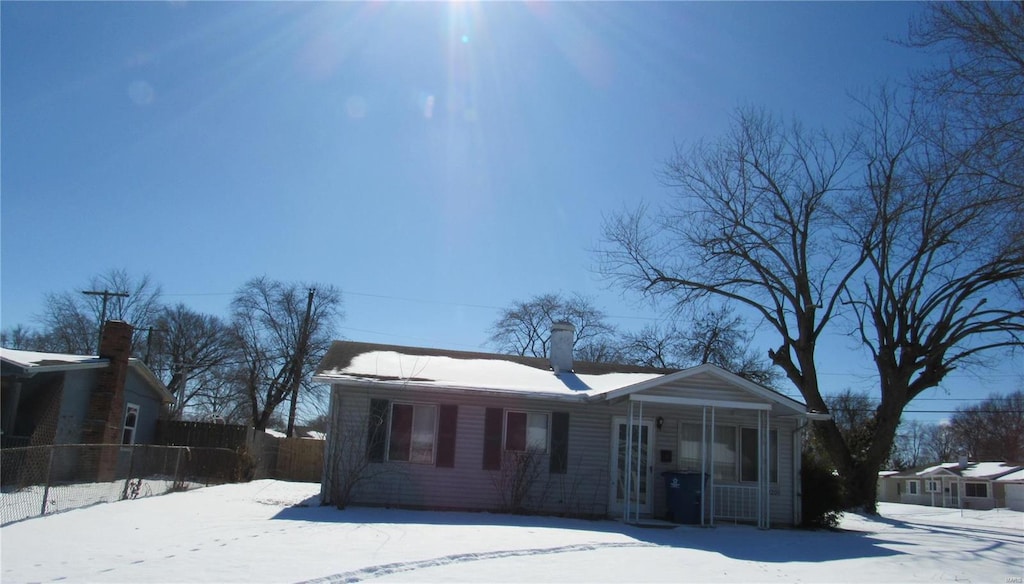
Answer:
[82,290,130,353]
[286,288,315,438]
[139,327,167,366]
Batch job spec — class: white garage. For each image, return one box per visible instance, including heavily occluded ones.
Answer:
[997,470,1024,511]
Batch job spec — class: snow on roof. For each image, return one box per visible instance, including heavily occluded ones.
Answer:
[1,348,106,369]
[995,469,1024,483]
[915,461,1023,479]
[316,349,662,398]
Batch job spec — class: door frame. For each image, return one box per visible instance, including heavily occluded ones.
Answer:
[609,416,656,516]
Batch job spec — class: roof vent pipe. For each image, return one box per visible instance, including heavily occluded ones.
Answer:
[549,321,575,374]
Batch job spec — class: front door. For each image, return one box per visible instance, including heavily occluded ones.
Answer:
[950,482,959,507]
[610,417,655,516]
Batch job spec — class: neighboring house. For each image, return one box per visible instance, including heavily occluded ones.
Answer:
[877,460,1024,510]
[995,469,1024,512]
[316,324,827,527]
[1,321,173,449]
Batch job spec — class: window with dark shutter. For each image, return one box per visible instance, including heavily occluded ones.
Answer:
[367,399,389,463]
[436,405,458,468]
[549,412,569,474]
[483,407,504,470]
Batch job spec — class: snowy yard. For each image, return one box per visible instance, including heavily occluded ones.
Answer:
[1,480,1021,583]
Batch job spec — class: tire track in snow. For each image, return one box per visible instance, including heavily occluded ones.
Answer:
[296,541,657,583]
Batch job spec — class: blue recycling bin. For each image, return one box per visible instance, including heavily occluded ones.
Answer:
[662,471,705,524]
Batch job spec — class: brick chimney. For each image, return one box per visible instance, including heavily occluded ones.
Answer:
[81,321,133,479]
[549,322,575,374]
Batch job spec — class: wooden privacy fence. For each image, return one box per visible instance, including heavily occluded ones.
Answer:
[156,420,250,450]
[156,420,324,483]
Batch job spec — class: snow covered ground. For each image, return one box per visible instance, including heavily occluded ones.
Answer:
[1,480,1021,583]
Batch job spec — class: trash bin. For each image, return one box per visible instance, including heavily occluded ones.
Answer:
[662,471,705,524]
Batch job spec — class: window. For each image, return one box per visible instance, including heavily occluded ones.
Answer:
[925,479,941,493]
[907,480,919,495]
[387,403,437,464]
[965,482,988,498]
[505,411,548,452]
[122,403,140,445]
[740,428,779,483]
[679,423,735,482]
[482,408,568,472]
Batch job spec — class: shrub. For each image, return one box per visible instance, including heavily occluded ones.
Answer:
[801,451,845,529]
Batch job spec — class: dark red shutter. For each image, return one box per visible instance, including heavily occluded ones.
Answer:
[436,405,458,468]
[366,399,389,463]
[549,412,569,474]
[483,407,504,470]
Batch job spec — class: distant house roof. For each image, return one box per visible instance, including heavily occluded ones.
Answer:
[995,469,1024,483]
[314,340,808,414]
[1,347,174,404]
[887,461,1024,481]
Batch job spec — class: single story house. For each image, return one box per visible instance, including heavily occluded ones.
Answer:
[316,324,827,527]
[877,460,1024,510]
[1,321,174,449]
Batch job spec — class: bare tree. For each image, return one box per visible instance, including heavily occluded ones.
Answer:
[906,1,1024,192]
[619,322,685,369]
[601,109,868,500]
[837,88,1023,506]
[602,94,1022,510]
[489,293,617,360]
[148,304,235,419]
[681,306,780,387]
[949,391,1024,461]
[0,325,46,350]
[35,269,163,355]
[231,277,342,431]
[892,419,931,469]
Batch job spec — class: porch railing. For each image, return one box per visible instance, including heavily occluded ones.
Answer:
[713,484,758,522]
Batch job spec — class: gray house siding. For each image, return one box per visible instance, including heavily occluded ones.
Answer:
[122,368,164,445]
[58,370,98,444]
[324,381,799,525]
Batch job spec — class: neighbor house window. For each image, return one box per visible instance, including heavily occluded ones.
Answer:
[740,428,779,483]
[122,403,140,445]
[387,403,437,464]
[965,482,988,498]
[678,423,737,482]
[505,411,548,452]
[925,480,941,493]
[907,480,919,495]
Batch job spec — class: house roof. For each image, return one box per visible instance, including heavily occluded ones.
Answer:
[886,461,1024,480]
[314,340,810,414]
[1,348,108,373]
[1,347,174,404]
[995,469,1024,483]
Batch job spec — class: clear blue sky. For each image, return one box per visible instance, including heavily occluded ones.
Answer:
[2,1,1019,421]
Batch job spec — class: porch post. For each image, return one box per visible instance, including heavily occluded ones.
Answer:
[766,409,771,529]
[634,400,644,522]
[700,406,707,527]
[709,407,716,527]
[623,401,633,523]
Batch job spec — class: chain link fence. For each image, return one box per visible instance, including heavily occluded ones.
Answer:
[0,444,248,526]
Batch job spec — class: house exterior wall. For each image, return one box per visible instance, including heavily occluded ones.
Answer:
[888,475,1001,510]
[323,382,799,525]
[122,368,164,445]
[58,370,99,444]
[1004,483,1024,511]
